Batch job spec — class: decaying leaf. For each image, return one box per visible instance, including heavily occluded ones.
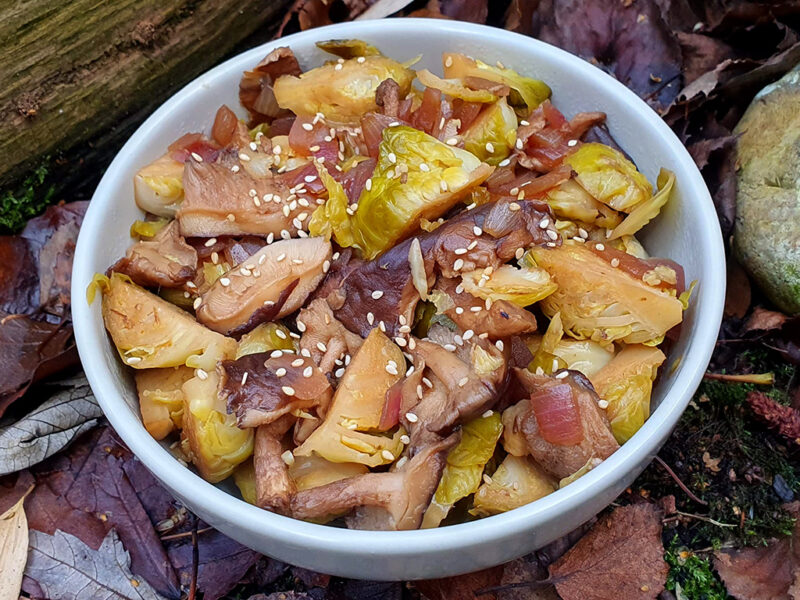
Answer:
[747,391,800,446]
[549,504,668,600]
[497,555,560,600]
[0,376,101,476]
[25,528,167,600]
[743,307,790,334]
[0,489,31,600]
[416,565,504,600]
[724,261,752,319]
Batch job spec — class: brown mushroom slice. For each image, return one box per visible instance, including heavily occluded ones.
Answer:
[296,298,363,375]
[291,434,457,530]
[178,151,304,237]
[240,47,302,124]
[134,366,193,440]
[112,220,198,288]
[254,416,297,515]
[514,368,619,479]
[196,237,332,336]
[221,353,331,428]
[320,198,557,338]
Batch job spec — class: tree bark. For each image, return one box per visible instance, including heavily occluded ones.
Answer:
[0,0,293,193]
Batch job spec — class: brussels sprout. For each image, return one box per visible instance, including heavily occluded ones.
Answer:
[234,460,258,505]
[307,162,355,246]
[416,69,498,103]
[564,143,653,213]
[134,153,185,217]
[236,323,296,359]
[501,401,529,457]
[550,339,615,378]
[100,273,237,371]
[558,457,602,488]
[607,169,675,240]
[311,126,492,259]
[462,99,518,165]
[443,53,551,114]
[181,370,254,483]
[134,367,193,440]
[288,455,368,491]
[531,244,684,345]
[471,455,556,517]
[528,312,567,375]
[294,329,406,467]
[589,344,666,443]
[544,179,623,228]
[316,39,382,59]
[130,218,169,239]
[273,56,415,124]
[461,264,557,307]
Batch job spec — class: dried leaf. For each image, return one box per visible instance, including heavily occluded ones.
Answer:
[0,490,30,600]
[0,376,102,476]
[724,261,752,319]
[747,391,800,446]
[497,555,560,600]
[341,580,402,600]
[417,0,489,24]
[25,529,167,600]
[416,565,504,600]
[549,504,668,600]
[743,307,789,334]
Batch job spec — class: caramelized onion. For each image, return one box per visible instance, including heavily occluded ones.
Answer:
[529,383,583,446]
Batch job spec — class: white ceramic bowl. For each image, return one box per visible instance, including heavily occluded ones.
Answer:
[72,19,725,580]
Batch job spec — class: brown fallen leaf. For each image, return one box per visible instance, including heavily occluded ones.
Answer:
[743,307,790,334]
[702,451,721,473]
[724,261,752,319]
[549,504,668,600]
[416,0,489,23]
[416,564,504,600]
[497,555,559,600]
[0,488,31,600]
[747,391,800,446]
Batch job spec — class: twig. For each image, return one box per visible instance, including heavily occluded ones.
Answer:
[704,372,773,384]
[159,526,213,542]
[654,456,708,506]
[188,518,199,600]
[675,510,736,528]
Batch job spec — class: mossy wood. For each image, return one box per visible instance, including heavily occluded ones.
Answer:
[0,0,293,191]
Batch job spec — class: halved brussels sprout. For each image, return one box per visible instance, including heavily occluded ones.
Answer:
[234,460,258,505]
[416,69,498,103]
[528,312,567,375]
[607,169,675,240]
[100,273,237,371]
[471,455,556,517]
[181,370,254,483]
[589,344,666,443]
[442,53,551,114]
[130,218,169,239]
[273,56,415,124]
[531,244,684,345]
[462,99,518,165]
[316,39,381,59]
[236,323,296,359]
[134,154,185,217]
[460,264,556,307]
[311,126,492,259]
[134,367,193,440]
[307,162,355,247]
[294,329,406,466]
[564,143,653,213]
[544,179,623,228]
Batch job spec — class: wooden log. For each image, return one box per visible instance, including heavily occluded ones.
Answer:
[0,0,293,192]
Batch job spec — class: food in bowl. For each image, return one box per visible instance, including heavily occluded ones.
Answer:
[90,39,690,531]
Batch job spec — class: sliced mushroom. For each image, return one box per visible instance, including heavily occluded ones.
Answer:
[240,47,302,124]
[112,220,197,288]
[514,368,619,479]
[197,237,332,336]
[178,150,306,238]
[297,298,363,376]
[221,352,331,428]
[319,198,557,338]
[254,416,296,515]
[291,434,457,530]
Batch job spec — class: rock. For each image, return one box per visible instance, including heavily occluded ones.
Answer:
[734,65,800,315]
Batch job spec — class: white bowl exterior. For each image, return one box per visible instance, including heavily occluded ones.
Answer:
[72,19,725,580]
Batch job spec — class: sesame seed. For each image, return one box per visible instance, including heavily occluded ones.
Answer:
[572,237,584,243]
[440,180,448,192]
[463,329,474,340]
[446,137,459,146]
[371,290,384,300]
[281,450,295,466]
[241,372,249,385]
[453,258,464,271]
[405,412,419,423]
[322,260,331,273]
[276,368,287,377]
[303,366,313,378]
[271,350,284,358]
[454,334,464,346]
[204,237,217,247]
[292,218,302,228]
[357,56,366,63]
[388,152,397,164]
[598,399,609,409]
[455,283,464,294]
[515,138,524,150]
[381,449,394,461]
[470,306,482,312]
[226,213,235,221]
[302,122,314,131]
[283,205,291,217]
[495,340,505,351]
[515,247,525,260]
[282,385,295,396]
[445,55,454,68]
[367,312,375,325]
[473,226,483,236]
[273,145,282,155]
[335,367,345,378]
[211,251,219,264]
[219,277,231,287]
[483,474,493,485]
[300,348,311,357]
[126,356,142,365]
[596,243,605,251]
[509,202,521,211]
[498,158,511,167]
[291,358,304,368]
[416,384,424,399]
[454,248,467,255]
[539,218,550,229]
[468,240,478,251]
[193,297,202,310]
[535,366,545,375]
[309,145,320,152]
[195,368,208,380]
[578,227,588,238]
[606,229,613,239]
[238,152,251,162]
[567,139,578,147]
[395,337,408,347]
[386,363,398,375]
[304,175,317,183]
[249,141,258,151]
[231,165,240,173]
[399,324,411,333]
[191,152,203,162]
[334,63,343,71]
[419,162,430,172]
[482,410,493,418]
[400,434,411,444]
[455,307,464,315]
[379,321,386,332]
[444,343,457,352]
[423,377,433,388]
[611,258,620,267]
[408,337,416,350]
[405,365,415,376]
[458,377,469,388]
[555,371,569,379]
[547,230,559,240]
[485,142,495,153]
[316,342,327,352]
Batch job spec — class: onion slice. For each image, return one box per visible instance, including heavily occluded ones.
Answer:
[529,383,583,446]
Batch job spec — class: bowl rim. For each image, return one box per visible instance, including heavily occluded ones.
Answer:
[72,18,725,558]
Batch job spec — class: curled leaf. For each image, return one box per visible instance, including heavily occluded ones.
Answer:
[0,489,31,600]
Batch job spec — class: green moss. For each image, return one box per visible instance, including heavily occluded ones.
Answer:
[665,536,729,600]
[0,162,55,233]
